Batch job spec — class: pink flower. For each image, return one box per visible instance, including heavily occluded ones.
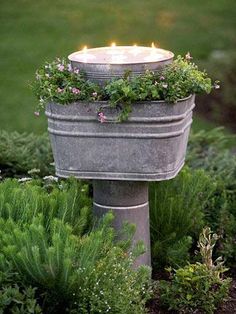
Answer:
[73,68,80,74]
[214,83,220,90]
[98,112,106,123]
[159,76,165,81]
[57,87,64,93]
[34,111,40,117]
[92,92,98,97]
[57,64,65,71]
[162,83,168,89]
[185,52,193,61]
[72,87,80,95]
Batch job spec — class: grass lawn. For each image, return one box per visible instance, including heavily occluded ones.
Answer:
[1,0,236,133]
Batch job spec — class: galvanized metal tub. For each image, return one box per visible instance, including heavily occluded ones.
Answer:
[45,94,195,181]
[68,46,174,85]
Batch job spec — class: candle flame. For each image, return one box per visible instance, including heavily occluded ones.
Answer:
[111,42,116,47]
[151,42,156,48]
[133,44,137,47]
[83,46,87,52]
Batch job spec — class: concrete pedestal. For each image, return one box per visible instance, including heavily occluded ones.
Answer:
[93,180,151,267]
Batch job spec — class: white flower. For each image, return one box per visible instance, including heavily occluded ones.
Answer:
[43,175,58,182]
[28,168,40,174]
[18,177,32,182]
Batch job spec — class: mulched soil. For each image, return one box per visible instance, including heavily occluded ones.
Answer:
[216,278,236,313]
[147,272,236,314]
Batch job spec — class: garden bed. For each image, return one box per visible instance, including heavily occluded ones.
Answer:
[0,128,235,313]
[147,274,236,314]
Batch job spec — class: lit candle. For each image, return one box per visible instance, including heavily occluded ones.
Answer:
[77,46,96,62]
[130,44,142,56]
[144,43,166,62]
[106,42,125,56]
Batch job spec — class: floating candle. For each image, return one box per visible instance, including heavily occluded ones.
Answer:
[77,46,96,62]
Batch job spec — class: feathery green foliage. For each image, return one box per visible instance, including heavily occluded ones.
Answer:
[187,128,236,265]
[0,178,92,235]
[187,127,236,178]
[0,131,53,178]
[149,167,215,268]
[0,179,152,313]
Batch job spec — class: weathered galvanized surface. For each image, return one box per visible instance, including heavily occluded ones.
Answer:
[46,95,195,181]
[68,46,174,85]
[93,180,151,267]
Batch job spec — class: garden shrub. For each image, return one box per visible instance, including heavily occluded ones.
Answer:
[187,128,236,265]
[187,127,236,179]
[0,283,42,314]
[0,257,42,313]
[0,214,152,314]
[159,227,231,314]
[149,167,215,269]
[0,130,53,178]
[0,178,92,235]
[0,179,152,313]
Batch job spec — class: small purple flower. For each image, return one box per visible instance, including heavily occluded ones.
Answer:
[98,112,106,123]
[92,92,98,97]
[162,83,168,89]
[34,111,40,117]
[57,87,64,93]
[73,68,80,74]
[160,76,165,81]
[214,83,220,90]
[72,87,80,95]
[57,64,65,72]
[185,52,193,61]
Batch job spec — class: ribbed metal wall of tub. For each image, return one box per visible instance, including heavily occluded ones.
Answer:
[45,95,195,181]
[69,50,174,86]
